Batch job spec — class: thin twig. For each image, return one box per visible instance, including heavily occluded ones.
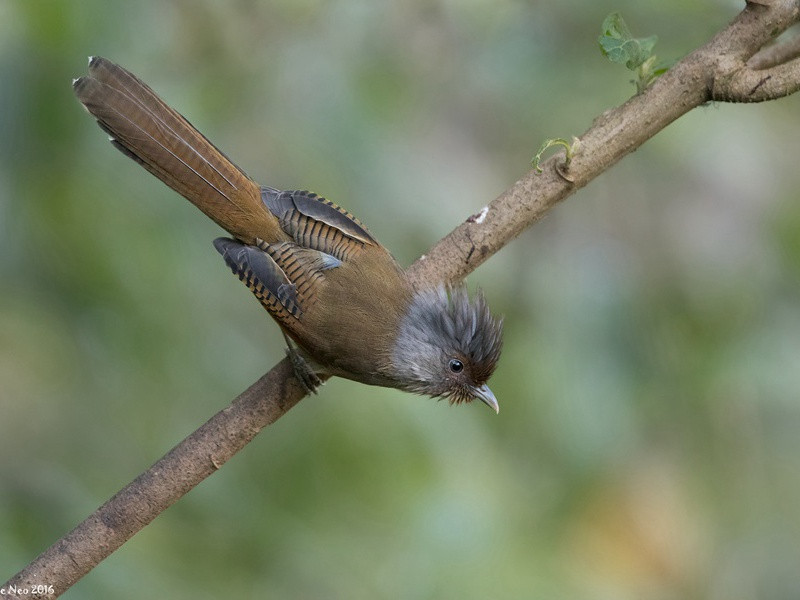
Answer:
[749,32,800,68]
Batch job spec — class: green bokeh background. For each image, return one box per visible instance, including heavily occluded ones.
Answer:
[3,1,800,598]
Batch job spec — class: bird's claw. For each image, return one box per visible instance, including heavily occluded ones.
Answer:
[284,344,322,394]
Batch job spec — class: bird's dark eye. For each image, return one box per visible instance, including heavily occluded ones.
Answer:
[449,359,464,373]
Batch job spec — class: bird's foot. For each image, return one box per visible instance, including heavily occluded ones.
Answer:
[286,347,322,394]
[282,333,322,394]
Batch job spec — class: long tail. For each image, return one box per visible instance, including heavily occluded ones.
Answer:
[73,56,282,244]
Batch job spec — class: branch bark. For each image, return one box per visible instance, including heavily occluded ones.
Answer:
[749,32,800,68]
[5,1,800,597]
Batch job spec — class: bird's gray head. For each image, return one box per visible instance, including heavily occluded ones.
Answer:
[392,285,503,412]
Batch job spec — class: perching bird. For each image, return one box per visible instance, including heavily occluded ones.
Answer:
[73,57,503,412]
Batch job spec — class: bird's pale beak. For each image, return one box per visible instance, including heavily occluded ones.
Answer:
[472,384,499,414]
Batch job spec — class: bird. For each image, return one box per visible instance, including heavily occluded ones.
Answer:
[72,56,503,412]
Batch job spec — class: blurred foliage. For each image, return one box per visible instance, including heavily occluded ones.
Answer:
[2,1,800,599]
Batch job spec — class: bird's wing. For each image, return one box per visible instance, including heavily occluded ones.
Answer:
[213,238,340,325]
[261,188,376,262]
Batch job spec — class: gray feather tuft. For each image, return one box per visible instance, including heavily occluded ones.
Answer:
[392,285,503,399]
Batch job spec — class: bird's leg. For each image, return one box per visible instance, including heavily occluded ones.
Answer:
[282,330,322,394]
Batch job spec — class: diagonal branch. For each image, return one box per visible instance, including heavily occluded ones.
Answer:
[5,1,800,597]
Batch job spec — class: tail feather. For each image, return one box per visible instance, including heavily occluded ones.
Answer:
[73,56,281,244]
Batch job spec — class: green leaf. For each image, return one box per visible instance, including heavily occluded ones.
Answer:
[598,12,669,93]
[531,137,580,175]
[598,12,658,70]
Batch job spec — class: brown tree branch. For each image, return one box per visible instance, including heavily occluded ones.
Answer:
[3,361,312,599]
[749,32,800,68]
[713,55,800,100]
[411,1,800,286]
[5,1,800,597]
